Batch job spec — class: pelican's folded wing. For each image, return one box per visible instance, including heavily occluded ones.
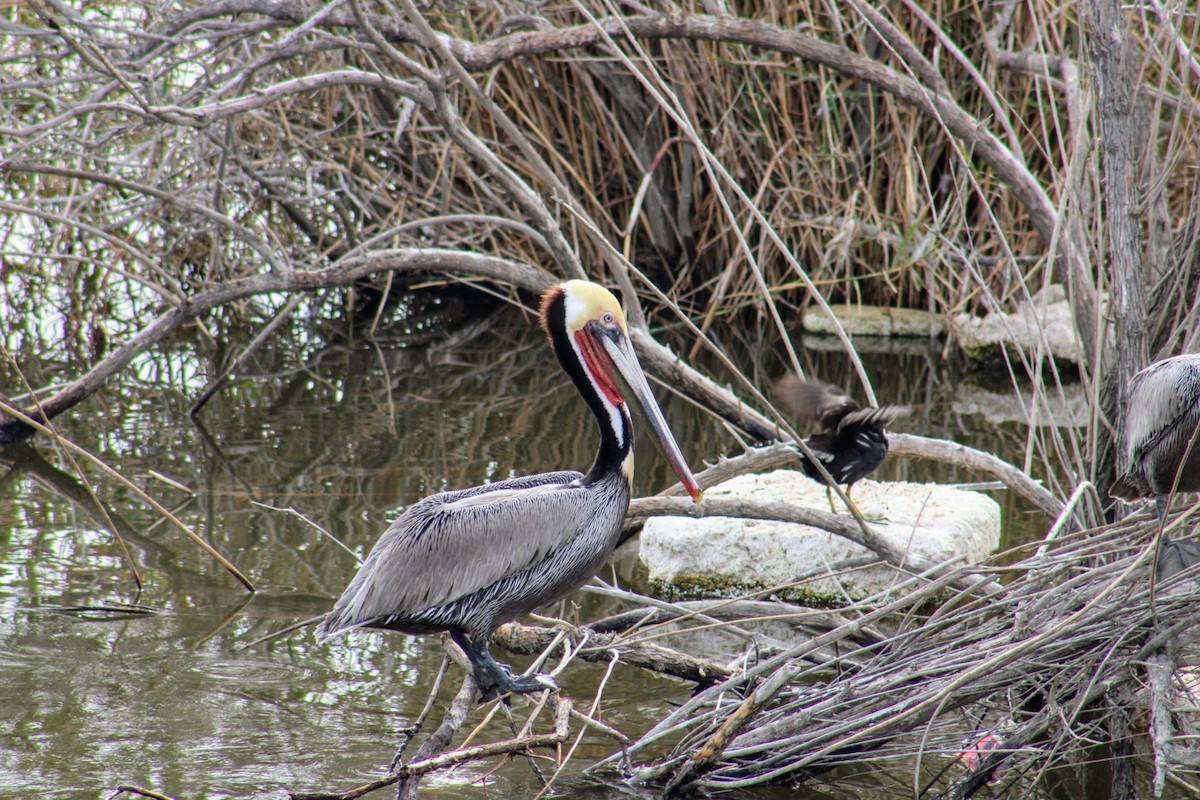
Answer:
[318,471,594,639]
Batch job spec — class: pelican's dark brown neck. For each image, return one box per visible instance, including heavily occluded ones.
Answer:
[541,288,633,487]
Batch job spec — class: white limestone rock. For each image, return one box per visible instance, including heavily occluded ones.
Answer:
[803,303,944,338]
[639,470,1001,604]
[950,284,1083,364]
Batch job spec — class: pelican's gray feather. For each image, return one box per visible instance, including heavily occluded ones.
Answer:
[317,470,627,640]
[1116,354,1200,500]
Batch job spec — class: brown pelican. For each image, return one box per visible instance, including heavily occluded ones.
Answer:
[772,375,906,512]
[317,280,703,698]
[1111,354,1200,519]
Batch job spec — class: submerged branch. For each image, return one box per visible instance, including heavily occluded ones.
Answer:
[492,622,735,687]
[291,692,572,800]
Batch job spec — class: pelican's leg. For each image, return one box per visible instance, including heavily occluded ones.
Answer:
[825,485,836,514]
[450,631,557,702]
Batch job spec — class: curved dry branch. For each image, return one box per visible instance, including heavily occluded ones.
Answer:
[492,622,735,686]
[0,250,554,443]
[888,433,1064,519]
[169,3,1059,247]
[651,437,1063,523]
[4,70,434,129]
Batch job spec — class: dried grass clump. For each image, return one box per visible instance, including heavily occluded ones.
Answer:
[613,508,1200,797]
[6,1,1199,492]
[5,0,1196,325]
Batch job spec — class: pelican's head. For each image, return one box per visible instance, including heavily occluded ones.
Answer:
[559,280,628,333]
[540,280,703,503]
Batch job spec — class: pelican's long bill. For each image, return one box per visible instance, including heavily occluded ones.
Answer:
[587,320,704,502]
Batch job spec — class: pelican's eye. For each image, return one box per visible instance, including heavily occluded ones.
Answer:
[601,311,616,326]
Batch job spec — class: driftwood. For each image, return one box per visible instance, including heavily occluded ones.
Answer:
[603,507,1200,796]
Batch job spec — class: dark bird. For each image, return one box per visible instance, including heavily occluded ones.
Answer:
[317,280,703,699]
[772,374,906,513]
[1111,354,1200,520]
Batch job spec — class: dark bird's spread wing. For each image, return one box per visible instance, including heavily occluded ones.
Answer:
[772,374,858,431]
[772,374,909,488]
[837,405,907,434]
[318,470,605,639]
[772,375,906,434]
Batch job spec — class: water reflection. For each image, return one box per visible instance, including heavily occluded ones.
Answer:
[0,296,1095,798]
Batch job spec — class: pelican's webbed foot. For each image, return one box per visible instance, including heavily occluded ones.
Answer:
[478,671,558,703]
[451,631,557,703]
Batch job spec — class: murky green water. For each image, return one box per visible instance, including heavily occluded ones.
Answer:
[0,294,1097,798]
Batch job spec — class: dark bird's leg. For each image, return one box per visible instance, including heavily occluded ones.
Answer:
[821,481,867,518]
[843,484,873,519]
[830,484,870,520]
[450,631,557,702]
